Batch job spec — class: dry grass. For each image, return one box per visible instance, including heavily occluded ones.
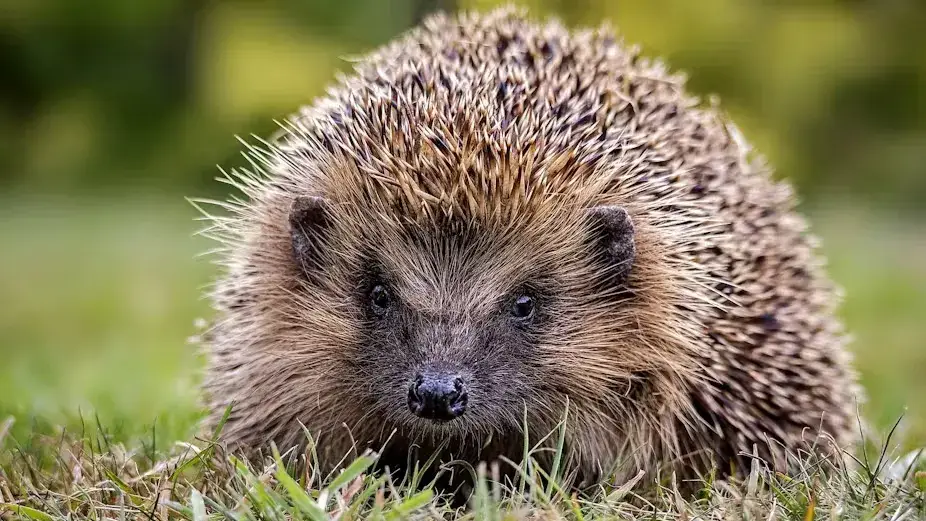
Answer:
[1,411,923,521]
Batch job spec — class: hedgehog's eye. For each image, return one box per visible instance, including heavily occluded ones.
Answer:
[511,295,535,319]
[370,284,392,311]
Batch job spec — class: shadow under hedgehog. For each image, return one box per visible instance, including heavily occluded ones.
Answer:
[195,6,862,493]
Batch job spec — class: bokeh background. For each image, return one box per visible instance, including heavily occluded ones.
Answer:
[1,0,924,451]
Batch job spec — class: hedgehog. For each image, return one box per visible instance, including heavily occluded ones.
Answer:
[197,7,861,489]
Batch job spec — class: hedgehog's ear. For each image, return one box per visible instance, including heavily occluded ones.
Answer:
[289,196,331,275]
[586,205,636,283]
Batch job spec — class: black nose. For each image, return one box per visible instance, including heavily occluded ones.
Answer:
[408,372,467,421]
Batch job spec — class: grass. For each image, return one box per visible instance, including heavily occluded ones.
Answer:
[0,193,924,518]
[0,195,213,447]
[0,412,924,520]
[811,203,926,445]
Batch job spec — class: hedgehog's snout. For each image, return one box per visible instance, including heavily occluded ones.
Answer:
[407,371,468,421]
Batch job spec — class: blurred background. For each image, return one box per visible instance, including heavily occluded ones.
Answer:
[1,0,924,451]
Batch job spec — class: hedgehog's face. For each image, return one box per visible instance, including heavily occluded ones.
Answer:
[351,261,543,433]
[287,195,636,442]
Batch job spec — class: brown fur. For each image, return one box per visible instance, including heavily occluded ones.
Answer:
[196,7,862,486]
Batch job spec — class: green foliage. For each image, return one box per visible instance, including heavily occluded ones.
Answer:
[2,0,925,209]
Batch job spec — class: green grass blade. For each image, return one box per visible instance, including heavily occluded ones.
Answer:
[385,489,433,520]
[102,468,144,507]
[326,453,376,496]
[272,449,327,521]
[545,399,568,497]
[0,504,57,521]
[211,404,234,441]
[191,489,207,521]
[346,475,387,518]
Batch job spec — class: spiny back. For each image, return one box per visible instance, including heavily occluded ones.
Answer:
[275,8,727,227]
